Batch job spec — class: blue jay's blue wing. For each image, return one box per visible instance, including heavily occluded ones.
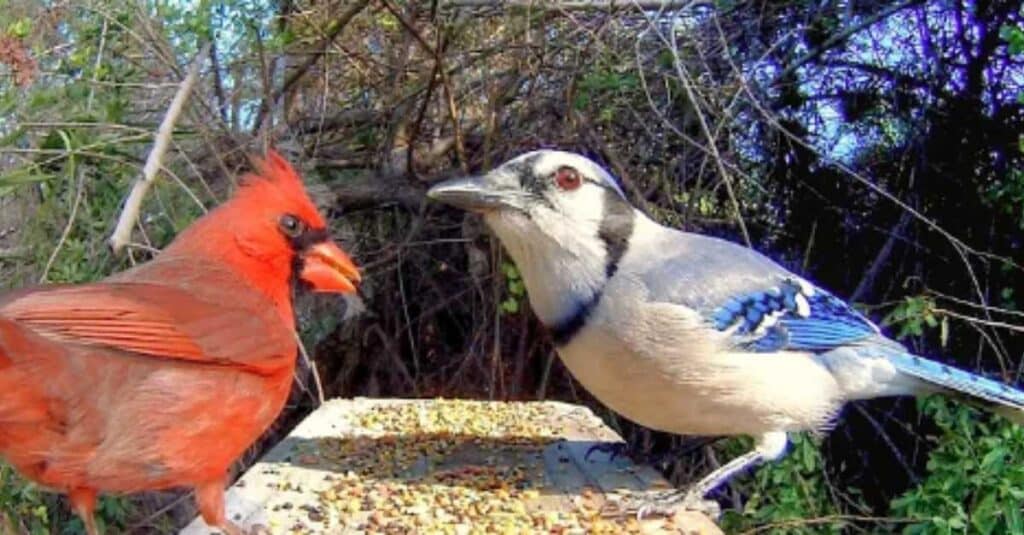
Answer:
[635,231,881,354]
[635,229,1024,418]
[710,279,880,353]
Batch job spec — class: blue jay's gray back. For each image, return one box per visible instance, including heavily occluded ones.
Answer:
[427,149,1024,515]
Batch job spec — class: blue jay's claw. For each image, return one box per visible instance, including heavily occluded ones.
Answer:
[622,489,721,521]
[584,441,629,462]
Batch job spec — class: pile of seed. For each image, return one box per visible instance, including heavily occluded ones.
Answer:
[283,399,666,534]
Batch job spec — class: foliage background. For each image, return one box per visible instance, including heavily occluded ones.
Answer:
[0,0,1023,533]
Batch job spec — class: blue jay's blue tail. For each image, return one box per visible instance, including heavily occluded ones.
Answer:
[886,351,1024,423]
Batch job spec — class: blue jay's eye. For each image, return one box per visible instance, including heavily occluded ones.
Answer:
[554,166,582,191]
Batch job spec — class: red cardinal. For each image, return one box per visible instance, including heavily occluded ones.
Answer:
[0,151,360,534]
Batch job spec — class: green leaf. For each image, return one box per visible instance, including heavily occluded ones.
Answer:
[980,447,1006,471]
[500,299,519,314]
[1000,24,1024,55]
[501,262,519,280]
[6,16,32,38]
[0,167,52,189]
[1005,501,1023,533]
[940,316,949,348]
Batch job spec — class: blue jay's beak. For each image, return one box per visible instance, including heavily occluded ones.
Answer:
[427,175,523,212]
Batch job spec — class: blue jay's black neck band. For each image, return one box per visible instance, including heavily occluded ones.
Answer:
[549,189,635,346]
[550,297,596,346]
[598,188,635,278]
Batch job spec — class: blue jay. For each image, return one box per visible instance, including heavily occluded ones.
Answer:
[427,150,1024,516]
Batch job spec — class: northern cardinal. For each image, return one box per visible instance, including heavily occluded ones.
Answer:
[0,151,360,534]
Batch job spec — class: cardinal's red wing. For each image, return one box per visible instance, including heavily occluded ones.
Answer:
[0,277,294,374]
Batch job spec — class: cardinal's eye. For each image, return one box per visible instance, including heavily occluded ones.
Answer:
[278,214,305,238]
[553,166,582,191]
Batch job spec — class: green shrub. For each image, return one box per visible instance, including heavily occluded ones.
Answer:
[891,397,1024,535]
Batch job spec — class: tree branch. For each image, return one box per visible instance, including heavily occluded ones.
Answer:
[776,0,925,82]
[108,43,208,254]
[320,171,428,211]
[850,210,913,303]
[441,0,704,9]
[252,0,371,133]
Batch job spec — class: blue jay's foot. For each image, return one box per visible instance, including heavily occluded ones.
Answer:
[623,432,789,521]
[584,441,630,462]
[617,489,722,521]
[647,492,721,520]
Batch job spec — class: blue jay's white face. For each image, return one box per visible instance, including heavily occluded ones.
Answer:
[427,150,626,223]
[428,150,636,329]
[426,150,632,261]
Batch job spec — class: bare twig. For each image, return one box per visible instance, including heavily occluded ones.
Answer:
[935,308,1024,336]
[40,168,85,283]
[380,0,470,173]
[665,11,751,245]
[295,331,325,406]
[850,210,914,302]
[927,290,1024,320]
[741,514,913,534]
[108,43,209,254]
[438,49,469,173]
[251,0,371,133]
[776,0,925,82]
[86,19,108,111]
[442,0,704,9]
[208,32,229,123]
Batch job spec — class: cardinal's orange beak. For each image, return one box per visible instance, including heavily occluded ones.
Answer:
[300,241,361,293]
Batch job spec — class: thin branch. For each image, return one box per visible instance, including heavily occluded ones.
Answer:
[251,20,274,145]
[927,290,1024,321]
[438,41,469,173]
[776,0,926,82]
[108,43,209,254]
[741,514,913,534]
[251,0,371,133]
[208,30,228,123]
[41,168,85,283]
[295,331,325,406]
[442,0,704,9]
[86,19,108,111]
[666,12,751,246]
[935,308,1024,336]
[850,209,914,302]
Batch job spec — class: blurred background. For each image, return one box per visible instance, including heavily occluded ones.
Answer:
[0,0,1022,532]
